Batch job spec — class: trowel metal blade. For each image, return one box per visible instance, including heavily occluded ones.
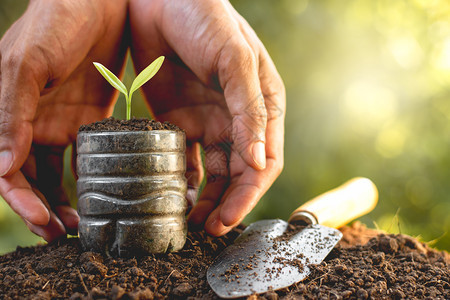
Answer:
[207,219,342,298]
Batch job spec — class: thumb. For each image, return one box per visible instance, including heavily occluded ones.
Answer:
[0,53,51,227]
[219,38,267,170]
[0,54,41,176]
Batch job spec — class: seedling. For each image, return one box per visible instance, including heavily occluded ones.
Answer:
[93,56,165,120]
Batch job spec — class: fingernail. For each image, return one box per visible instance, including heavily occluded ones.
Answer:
[251,141,266,169]
[206,217,218,229]
[0,151,13,176]
[206,218,229,236]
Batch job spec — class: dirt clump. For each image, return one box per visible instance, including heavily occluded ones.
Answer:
[0,222,448,299]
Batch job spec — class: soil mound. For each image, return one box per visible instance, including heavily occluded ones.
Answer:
[0,222,448,299]
[78,117,182,132]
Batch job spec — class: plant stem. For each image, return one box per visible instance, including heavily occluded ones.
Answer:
[126,94,131,120]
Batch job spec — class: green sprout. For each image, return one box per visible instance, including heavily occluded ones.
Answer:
[93,56,165,120]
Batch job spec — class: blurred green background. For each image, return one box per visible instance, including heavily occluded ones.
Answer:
[1,0,449,254]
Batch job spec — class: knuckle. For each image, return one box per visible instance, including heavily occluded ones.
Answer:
[267,77,286,100]
[2,50,26,71]
[263,89,285,121]
[220,38,257,74]
[2,45,48,82]
[0,107,15,123]
[235,43,257,71]
[0,111,22,136]
[245,94,268,128]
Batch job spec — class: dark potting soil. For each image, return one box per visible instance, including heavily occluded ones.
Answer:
[0,222,448,300]
[78,117,182,132]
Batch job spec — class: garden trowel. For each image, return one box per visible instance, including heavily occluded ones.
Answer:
[207,177,378,298]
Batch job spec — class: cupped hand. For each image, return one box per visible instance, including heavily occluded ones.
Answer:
[0,0,128,242]
[129,0,285,236]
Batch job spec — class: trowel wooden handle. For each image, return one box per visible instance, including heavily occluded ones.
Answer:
[288,177,378,228]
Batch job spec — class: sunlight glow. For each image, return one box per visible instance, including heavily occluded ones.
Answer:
[433,37,450,70]
[388,35,423,69]
[344,81,398,125]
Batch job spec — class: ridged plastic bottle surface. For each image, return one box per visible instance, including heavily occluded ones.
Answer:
[77,130,187,256]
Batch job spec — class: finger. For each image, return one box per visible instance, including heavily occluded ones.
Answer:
[256,46,286,124]
[230,5,286,126]
[187,144,229,227]
[0,45,43,177]
[4,143,72,243]
[218,36,268,172]
[131,0,268,170]
[204,203,231,236]
[185,142,204,207]
[223,44,286,226]
[34,145,79,232]
[223,159,279,227]
[188,177,228,229]
[54,206,79,235]
[227,1,286,160]
[211,12,285,233]
[204,161,276,236]
[213,111,284,230]
[27,187,67,242]
[0,43,47,231]
[24,210,66,243]
[204,100,284,235]
[0,171,50,226]
[205,110,284,235]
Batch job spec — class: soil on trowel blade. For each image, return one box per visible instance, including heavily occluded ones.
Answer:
[0,222,448,299]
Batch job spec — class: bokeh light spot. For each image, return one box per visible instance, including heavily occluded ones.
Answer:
[432,37,450,70]
[375,122,408,158]
[388,35,423,69]
[344,81,398,125]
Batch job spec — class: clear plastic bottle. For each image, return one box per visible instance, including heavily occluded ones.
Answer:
[77,130,187,256]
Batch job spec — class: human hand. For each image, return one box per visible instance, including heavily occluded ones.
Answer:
[0,0,128,242]
[129,0,285,236]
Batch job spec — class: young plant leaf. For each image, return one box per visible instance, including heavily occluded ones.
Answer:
[93,62,128,96]
[129,56,165,98]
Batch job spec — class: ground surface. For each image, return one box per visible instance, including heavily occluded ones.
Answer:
[0,222,448,299]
